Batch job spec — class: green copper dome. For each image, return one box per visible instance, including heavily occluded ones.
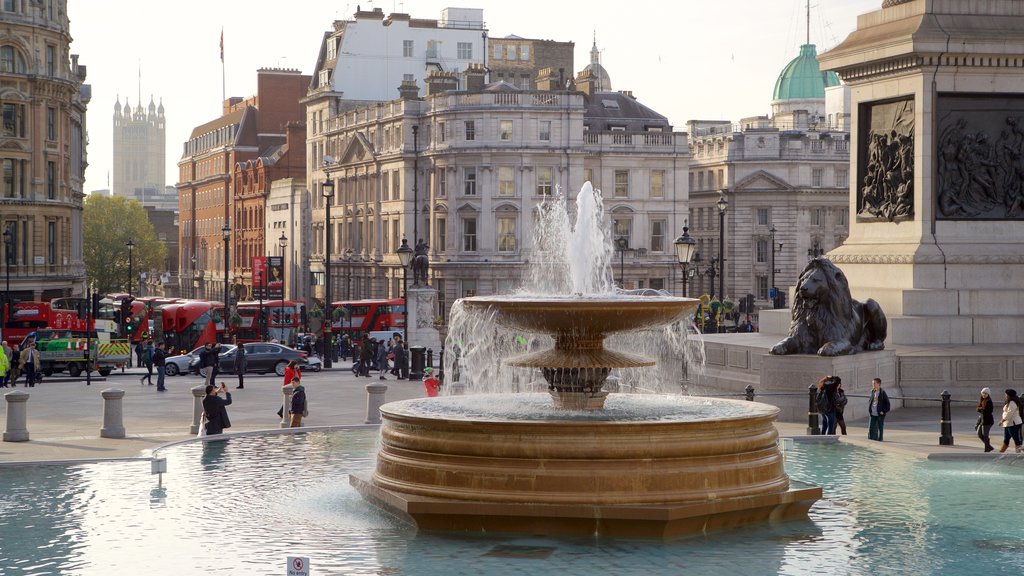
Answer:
[772,44,840,100]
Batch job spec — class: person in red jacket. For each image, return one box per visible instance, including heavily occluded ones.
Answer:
[423,367,440,397]
[283,360,301,387]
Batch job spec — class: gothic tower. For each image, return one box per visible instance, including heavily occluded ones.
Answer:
[112,93,165,204]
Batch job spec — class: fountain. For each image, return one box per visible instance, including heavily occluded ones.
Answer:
[351,183,820,538]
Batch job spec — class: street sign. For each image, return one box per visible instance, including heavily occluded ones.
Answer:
[287,556,309,576]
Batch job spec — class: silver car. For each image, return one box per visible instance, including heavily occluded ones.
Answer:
[164,346,205,376]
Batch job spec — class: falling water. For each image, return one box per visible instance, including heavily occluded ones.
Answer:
[445,182,705,396]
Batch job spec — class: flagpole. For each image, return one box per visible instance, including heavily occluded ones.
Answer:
[220,27,225,111]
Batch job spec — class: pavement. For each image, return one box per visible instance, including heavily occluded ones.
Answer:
[0,365,1005,464]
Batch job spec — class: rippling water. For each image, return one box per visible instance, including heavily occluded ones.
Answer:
[0,430,1022,575]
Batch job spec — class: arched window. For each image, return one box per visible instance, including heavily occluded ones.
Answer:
[0,46,26,74]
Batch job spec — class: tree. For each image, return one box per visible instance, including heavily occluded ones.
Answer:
[83,195,167,294]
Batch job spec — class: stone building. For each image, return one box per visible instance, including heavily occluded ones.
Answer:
[112,94,167,206]
[0,0,89,301]
[686,42,850,316]
[176,68,308,301]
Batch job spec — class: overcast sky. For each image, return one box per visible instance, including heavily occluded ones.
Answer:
[67,0,880,195]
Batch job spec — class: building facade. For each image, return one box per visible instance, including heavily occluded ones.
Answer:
[686,43,850,316]
[112,94,166,205]
[0,0,89,301]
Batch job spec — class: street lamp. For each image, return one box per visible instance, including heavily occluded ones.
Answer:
[412,125,419,260]
[321,159,335,368]
[716,190,728,305]
[615,236,629,288]
[126,239,135,298]
[769,225,779,309]
[221,224,230,341]
[344,247,354,301]
[397,236,413,347]
[673,224,697,297]
[279,232,288,299]
[2,227,11,325]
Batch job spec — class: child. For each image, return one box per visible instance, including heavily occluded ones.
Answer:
[423,367,440,397]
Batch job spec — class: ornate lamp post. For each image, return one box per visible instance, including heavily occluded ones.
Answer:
[769,225,779,309]
[221,224,230,341]
[3,228,11,324]
[397,237,413,346]
[279,232,288,299]
[673,224,697,297]
[615,236,629,287]
[716,191,728,304]
[412,125,419,258]
[322,160,335,369]
[126,239,135,298]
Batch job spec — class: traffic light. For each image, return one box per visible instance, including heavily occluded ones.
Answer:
[91,293,103,318]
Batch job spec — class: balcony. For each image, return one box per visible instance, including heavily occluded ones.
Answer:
[583,131,686,153]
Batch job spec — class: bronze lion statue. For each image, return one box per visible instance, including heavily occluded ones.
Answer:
[770,258,887,356]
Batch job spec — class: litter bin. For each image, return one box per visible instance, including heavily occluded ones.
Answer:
[410,346,426,380]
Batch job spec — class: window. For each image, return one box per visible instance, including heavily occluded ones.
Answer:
[500,120,513,141]
[811,208,823,226]
[46,45,54,76]
[462,217,477,251]
[461,279,477,298]
[47,221,55,265]
[2,102,24,137]
[650,219,666,252]
[492,44,502,59]
[4,221,14,264]
[836,140,849,152]
[46,107,55,140]
[382,172,390,202]
[520,45,529,60]
[497,216,516,252]
[836,168,849,188]
[838,208,848,226]
[756,239,768,263]
[757,276,769,300]
[465,120,475,141]
[437,170,446,197]
[708,170,715,189]
[392,170,401,199]
[583,168,593,184]
[650,170,664,198]
[539,120,551,141]
[757,208,769,226]
[437,121,446,143]
[697,172,704,190]
[458,42,472,59]
[403,40,414,57]
[612,217,631,247]
[426,40,438,59]
[506,45,517,60]
[0,46,24,73]
[464,167,476,196]
[811,139,824,152]
[498,167,514,196]
[537,167,552,196]
[812,168,823,188]
[436,217,446,250]
[392,220,400,256]
[2,159,19,197]
[46,161,55,199]
[614,170,629,198]
[1,0,14,12]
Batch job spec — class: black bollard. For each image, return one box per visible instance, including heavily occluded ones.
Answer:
[426,348,434,369]
[438,347,445,383]
[410,346,426,380]
[807,383,820,435]
[745,384,755,402]
[939,390,954,446]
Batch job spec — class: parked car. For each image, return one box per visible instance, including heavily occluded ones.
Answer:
[188,344,237,375]
[164,346,206,376]
[199,342,307,377]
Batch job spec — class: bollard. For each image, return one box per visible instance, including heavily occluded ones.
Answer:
[100,388,126,439]
[3,390,29,442]
[745,384,755,402]
[410,346,426,380]
[438,347,445,383]
[939,390,954,446]
[190,385,206,434]
[281,385,295,428]
[365,383,388,424]
[426,348,434,369]
[807,383,820,435]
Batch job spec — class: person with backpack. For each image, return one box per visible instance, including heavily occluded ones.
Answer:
[153,341,168,392]
[998,388,1024,453]
[140,339,155,385]
[816,375,840,435]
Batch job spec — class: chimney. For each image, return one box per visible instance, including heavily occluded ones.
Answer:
[398,79,420,100]
[463,63,486,92]
[425,70,458,96]
[574,69,596,96]
[535,67,561,92]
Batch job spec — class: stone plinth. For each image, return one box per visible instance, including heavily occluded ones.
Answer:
[3,390,29,442]
[100,388,126,439]
[406,286,442,352]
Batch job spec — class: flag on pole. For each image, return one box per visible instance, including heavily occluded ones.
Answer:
[219,28,224,63]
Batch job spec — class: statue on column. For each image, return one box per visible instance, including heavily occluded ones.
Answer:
[412,239,430,286]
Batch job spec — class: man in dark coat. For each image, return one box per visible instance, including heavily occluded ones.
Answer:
[201,343,221,387]
[153,341,167,392]
[392,335,409,380]
[233,342,247,389]
[868,377,891,441]
[358,334,374,377]
[203,383,232,435]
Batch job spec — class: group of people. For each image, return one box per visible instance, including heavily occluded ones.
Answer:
[0,339,42,388]
[137,339,168,392]
[204,358,309,436]
[354,333,408,380]
[815,376,890,440]
[977,387,1024,453]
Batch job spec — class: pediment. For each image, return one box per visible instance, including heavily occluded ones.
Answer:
[339,133,376,164]
[456,201,480,213]
[0,139,28,153]
[732,170,794,192]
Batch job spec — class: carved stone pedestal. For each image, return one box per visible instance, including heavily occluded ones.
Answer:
[406,287,443,352]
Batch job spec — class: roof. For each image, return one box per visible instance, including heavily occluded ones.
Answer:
[583,91,670,132]
[772,44,840,101]
[189,107,246,139]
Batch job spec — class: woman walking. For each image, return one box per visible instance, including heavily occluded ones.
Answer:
[998,388,1023,453]
[977,387,995,452]
[283,360,301,387]
[835,378,849,435]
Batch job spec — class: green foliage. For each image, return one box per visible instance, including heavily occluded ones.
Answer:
[83,195,167,294]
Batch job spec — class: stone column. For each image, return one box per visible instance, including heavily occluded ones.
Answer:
[190,385,206,434]
[3,390,29,442]
[280,385,294,428]
[100,388,126,439]
[365,383,387,424]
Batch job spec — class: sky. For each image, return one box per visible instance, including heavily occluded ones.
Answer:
[67,0,880,195]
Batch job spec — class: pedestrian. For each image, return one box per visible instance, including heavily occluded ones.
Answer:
[376,337,389,380]
[393,335,409,380]
[201,342,221,387]
[202,382,232,436]
[423,366,440,397]
[140,339,155,385]
[835,378,849,435]
[977,387,994,452]
[0,341,9,388]
[283,359,301,387]
[234,341,247,389]
[815,375,839,435]
[8,344,20,386]
[998,388,1023,453]
[867,377,891,441]
[288,377,307,428]
[134,341,144,369]
[19,341,39,387]
[153,341,167,392]
[0,340,10,387]
[358,334,373,377]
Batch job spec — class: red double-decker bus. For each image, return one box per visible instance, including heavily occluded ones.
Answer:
[234,299,305,345]
[173,300,225,351]
[3,301,51,346]
[331,298,404,336]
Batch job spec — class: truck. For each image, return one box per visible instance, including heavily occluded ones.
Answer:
[33,329,131,377]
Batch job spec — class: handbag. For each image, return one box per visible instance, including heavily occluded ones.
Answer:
[197,414,207,438]
[974,415,983,431]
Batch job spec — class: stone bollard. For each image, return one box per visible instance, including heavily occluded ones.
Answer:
[745,384,755,402]
[100,388,126,439]
[3,390,30,442]
[806,383,820,435]
[280,386,295,428]
[365,383,388,424]
[190,385,206,434]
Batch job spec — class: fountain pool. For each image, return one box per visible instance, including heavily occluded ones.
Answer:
[0,430,1021,575]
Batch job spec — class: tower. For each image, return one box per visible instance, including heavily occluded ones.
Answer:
[112,93,166,205]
